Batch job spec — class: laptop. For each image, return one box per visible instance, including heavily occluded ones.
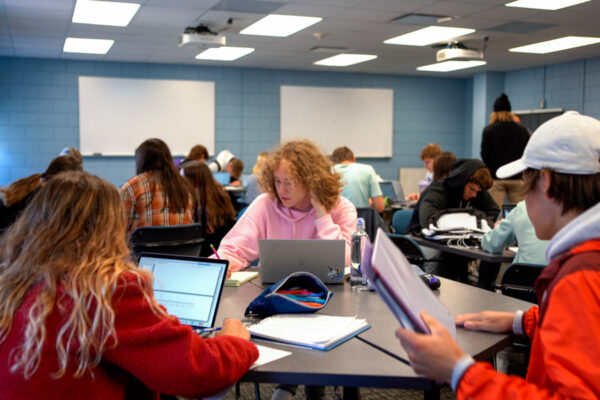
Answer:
[213,171,231,186]
[379,180,408,207]
[258,239,346,284]
[138,253,228,330]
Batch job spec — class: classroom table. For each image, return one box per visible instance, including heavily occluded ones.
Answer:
[408,235,516,263]
[215,275,532,399]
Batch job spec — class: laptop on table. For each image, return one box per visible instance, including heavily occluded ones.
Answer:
[138,253,228,331]
[379,181,409,208]
[258,239,346,285]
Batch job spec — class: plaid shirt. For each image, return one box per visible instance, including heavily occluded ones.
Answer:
[121,172,194,236]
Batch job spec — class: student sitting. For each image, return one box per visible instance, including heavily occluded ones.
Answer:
[407,143,443,200]
[179,144,210,168]
[481,200,548,265]
[432,151,456,182]
[0,171,257,398]
[406,159,499,282]
[245,151,269,204]
[182,161,237,257]
[208,150,244,185]
[395,111,600,400]
[121,138,194,236]
[332,146,385,213]
[214,139,356,271]
[0,154,82,229]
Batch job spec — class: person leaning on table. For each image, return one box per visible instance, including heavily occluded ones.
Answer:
[396,111,600,399]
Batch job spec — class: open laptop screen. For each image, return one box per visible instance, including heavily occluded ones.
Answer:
[379,181,396,201]
[138,253,228,328]
[213,172,230,186]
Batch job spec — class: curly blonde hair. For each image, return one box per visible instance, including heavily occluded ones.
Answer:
[0,171,165,379]
[258,140,342,211]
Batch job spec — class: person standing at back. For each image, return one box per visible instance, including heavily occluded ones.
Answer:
[332,146,385,213]
[481,93,530,207]
[121,138,194,236]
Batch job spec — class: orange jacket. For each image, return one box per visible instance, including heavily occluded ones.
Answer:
[458,239,600,400]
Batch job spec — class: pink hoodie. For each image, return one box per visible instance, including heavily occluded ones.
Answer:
[216,193,357,271]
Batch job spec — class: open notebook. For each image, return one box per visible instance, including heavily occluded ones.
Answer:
[138,253,228,329]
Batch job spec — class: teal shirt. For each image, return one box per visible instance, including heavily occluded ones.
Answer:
[481,201,548,265]
[334,163,382,209]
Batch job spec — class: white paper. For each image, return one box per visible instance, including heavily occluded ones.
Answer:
[370,229,456,338]
[251,344,292,369]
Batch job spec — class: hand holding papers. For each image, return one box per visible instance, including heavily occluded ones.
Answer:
[361,229,456,338]
[247,314,369,351]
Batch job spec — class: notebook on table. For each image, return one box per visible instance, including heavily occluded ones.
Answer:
[258,239,346,285]
[138,253,228,330]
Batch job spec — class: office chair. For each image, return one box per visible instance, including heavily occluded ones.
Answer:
[391,209,413,234]
[356,207,386,242]
[496,263,545,304]
[387,233,427,268]
[129,223,205,261]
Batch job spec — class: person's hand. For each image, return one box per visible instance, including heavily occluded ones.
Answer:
[395,311,465,384]
[494,218,504,227]
[310,193,328,219]
[455,311,514,333]
[226,266,232,279]
[216,318,251,340]
[407,193,419,201]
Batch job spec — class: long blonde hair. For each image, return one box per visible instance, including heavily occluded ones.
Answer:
[259,140,342,211]
[0,171,164,379]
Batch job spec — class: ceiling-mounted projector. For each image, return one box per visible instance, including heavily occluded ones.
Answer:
[436,47,483,62]
[179,24,226,48]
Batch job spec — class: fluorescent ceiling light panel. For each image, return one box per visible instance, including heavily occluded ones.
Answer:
[195,46,255,61]
[240,14,322,37]
[384,26,475,46]
[72,0,140,27]
[510,36,600,54]
[417,60,486,72]
[505,0,590,10]
[314,54,377,67]
[63,37,114,54]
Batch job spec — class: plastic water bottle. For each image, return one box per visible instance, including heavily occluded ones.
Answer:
[350,218,369,291]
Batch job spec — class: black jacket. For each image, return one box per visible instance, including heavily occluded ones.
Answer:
[480,121,530,179]
[406,159,500,234]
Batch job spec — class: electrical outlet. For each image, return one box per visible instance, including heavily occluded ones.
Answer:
[540,99,546,108]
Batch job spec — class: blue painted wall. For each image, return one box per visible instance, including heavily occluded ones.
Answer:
[0,56,470,187]
[504,55,600,119]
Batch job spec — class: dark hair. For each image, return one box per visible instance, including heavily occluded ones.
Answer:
[1,155,83,207]
[468,167,493,190]
[523,169,600,215]
[433,152,456,182]
[135,139,191,211]
[420,143,442,160]
[182,161,236,234]
[187,145,209,161]
[228,158,244,180]
[331,146,354,164]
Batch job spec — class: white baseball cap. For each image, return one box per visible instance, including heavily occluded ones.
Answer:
[496,111,600,179]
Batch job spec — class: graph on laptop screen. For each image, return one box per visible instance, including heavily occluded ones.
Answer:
[138,255,226,328]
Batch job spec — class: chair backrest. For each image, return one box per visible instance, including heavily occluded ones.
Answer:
[129,223,205,260]
[356,207,385,242]
[392,209,413,234]
[387,233,426,267]
[499,263,545,304]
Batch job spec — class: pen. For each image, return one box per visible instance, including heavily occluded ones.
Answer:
[210,244,220,259]
[197,326,222,333]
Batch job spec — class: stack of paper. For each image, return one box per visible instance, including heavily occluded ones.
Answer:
[248,314,369,351]
[225,271,259,287]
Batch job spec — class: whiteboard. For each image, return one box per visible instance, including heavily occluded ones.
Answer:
[280,86,393,157]
[79,76,214,156]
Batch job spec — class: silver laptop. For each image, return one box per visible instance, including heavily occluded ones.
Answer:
[258,239,346,284]
[380,180,407,207]
[138,253,228,329]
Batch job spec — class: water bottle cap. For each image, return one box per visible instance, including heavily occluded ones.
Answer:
[357,218,365,229]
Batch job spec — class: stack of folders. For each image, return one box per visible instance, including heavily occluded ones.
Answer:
[225,271,259,287]
[361,228,456,338]
[247,314,370,351]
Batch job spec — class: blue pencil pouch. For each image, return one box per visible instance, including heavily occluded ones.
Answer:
[245,272,334,318]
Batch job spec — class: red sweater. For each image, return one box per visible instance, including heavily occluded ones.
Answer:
[0,274,258,399]
[458,239,600,399]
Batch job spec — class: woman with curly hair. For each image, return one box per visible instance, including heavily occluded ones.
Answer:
[214,140,357,272]
[0,171,257,398]
[182,161,237,257]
